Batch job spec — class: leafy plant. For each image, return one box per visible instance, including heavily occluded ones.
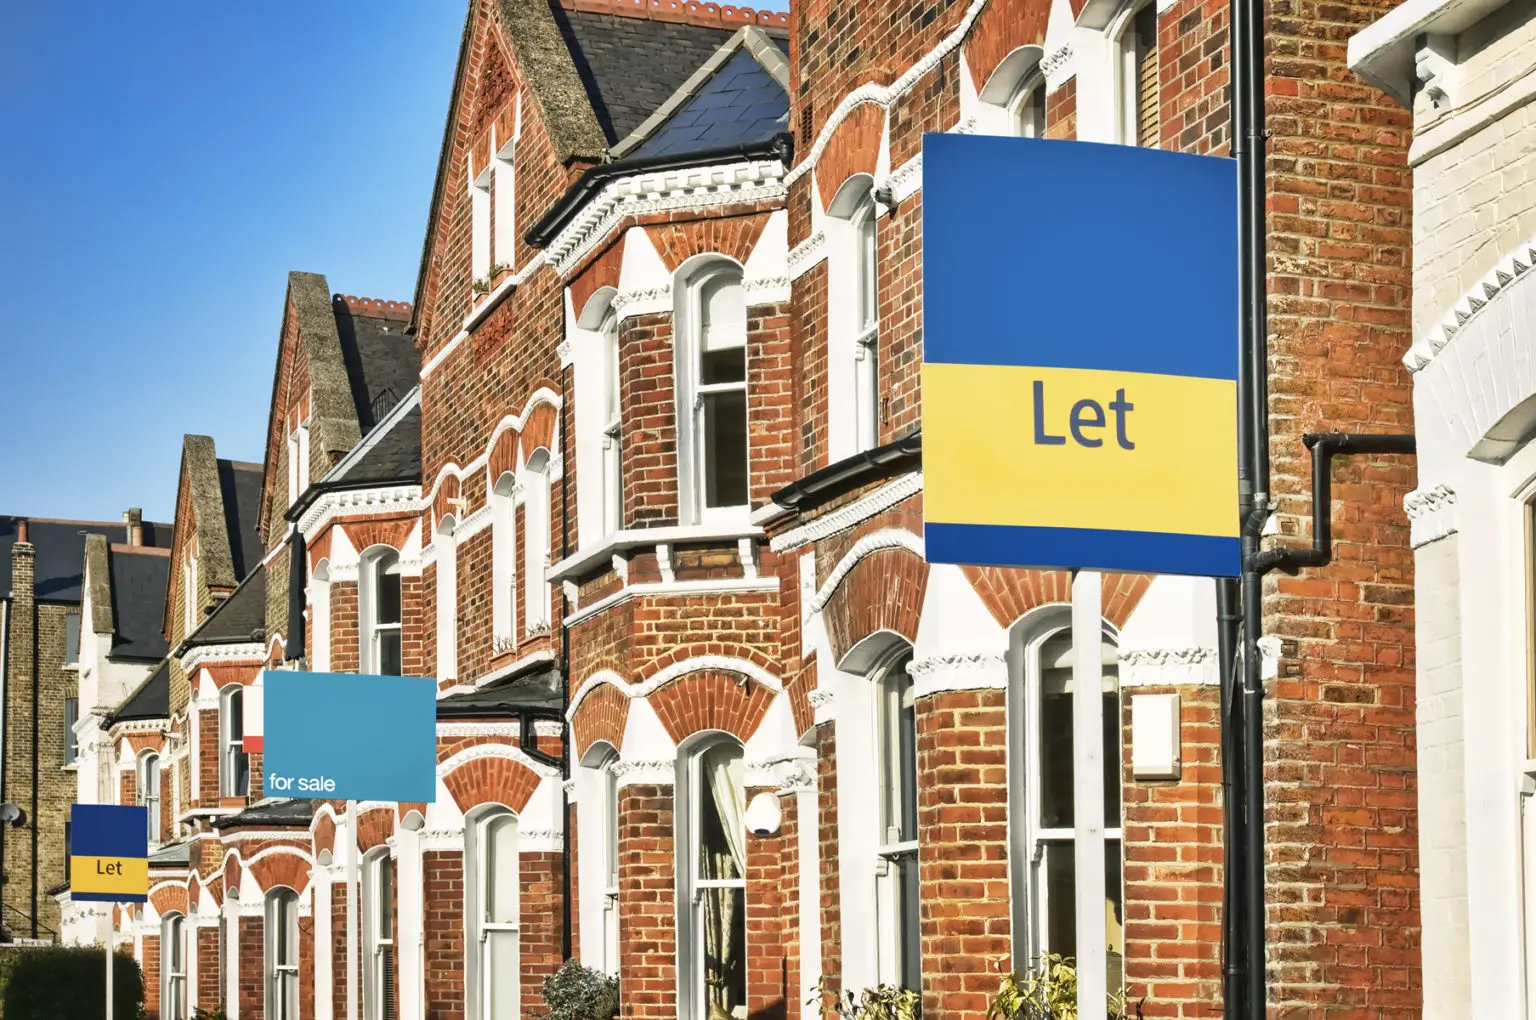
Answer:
[987,954,1131,1020]
[193,1009,230,1020]
[542,958,619,1020]
[809,977,921,1020]
[0,945,143,1020]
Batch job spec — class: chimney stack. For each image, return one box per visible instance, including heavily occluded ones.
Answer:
[124,508,143,546]
[15,518,28,544]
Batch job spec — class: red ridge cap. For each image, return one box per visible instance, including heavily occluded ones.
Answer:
[559,0,790,29]
[333,294,414,322]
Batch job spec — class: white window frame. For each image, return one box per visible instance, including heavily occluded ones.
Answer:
[265,888,300,1020]
[601,309,623,536]
[182,540,199,635]
[602,758,621,974]
[1010,70,1048,138]
[493,133,517,269]
[873,650,919,991]
[1115,3,1158,147]
[364,850,396,1020]
[220,685,249,798]
[851,193,880,452]
[676,262,751,524]
[524,450,552,633]
[492,474,519,648]
[1009,622,1124,982]
[471,161,493,286]
[64,697,79,766]
[162,912,187,1020]
[467,809,520,1020]
[138,751,160,843]
[361,549,404,675]
[676,737,748,1020]
[311,560,332,672]
[437,520,458,681]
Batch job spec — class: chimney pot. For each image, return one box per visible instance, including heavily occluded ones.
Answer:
[15,519,27,544]
[124,508,143,546]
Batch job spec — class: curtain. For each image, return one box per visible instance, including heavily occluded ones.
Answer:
[700,748,746,1020]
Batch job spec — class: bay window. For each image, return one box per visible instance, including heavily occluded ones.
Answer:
[362,549,403,675]
[679,263,749,522]
[220,685,250,798]
[678,739,747,1020]
[469,810,520,1020]
[524,451,552,632]
[875,651,919,990]
[364,852,396,1020]
[265,888,300,1020]
[493,474,518,646]
[602,310,623,534]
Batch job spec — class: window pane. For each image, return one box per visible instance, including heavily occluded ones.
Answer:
[697,744,745,880]
[1039,660,1074,829]
[378,567,402,626]
[64,699,78,764]
[701,347,745,385]
[65,613,80,663]
[379,631,403,677]
[1039,841,1125,994]
[1103,678,1122,825]
[896,853,921,992]
[702,391,748,508]
[880,664,917,843]
[699,885,746,1020]
[380,860,393,939]
[606,768,620,887]
[228,689,244,738]
[486,815,517,923]
[858,210,878,330]
[485,931,519,1020]
[233,750,251,797]
[699,274,746,353]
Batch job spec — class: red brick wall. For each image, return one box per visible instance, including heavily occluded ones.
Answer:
[143,933,161,1020]
[620,311,680,528]
[745,786,794,1019]
[197,926,219,1012]
[816,727,841,1002]
[238,917,263,1018]
[618,784,676,1019]
[424,850,466,1020]
[333,882,350,1020]
[521,851,565,1017]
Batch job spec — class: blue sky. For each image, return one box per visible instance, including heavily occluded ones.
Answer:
[0,1,786,525]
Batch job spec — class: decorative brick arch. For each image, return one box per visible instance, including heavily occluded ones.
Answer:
[357,807,395,853]
[816,103,885,209]
[571,240,624,318]
[441,748,544,815]
[312,812,336,857]
[342,518,414,556]
[571,682,631,760]
[648,213,770,272]
[224,857,243,897]
[307,530,333,571]
[965,0,1050,92]
[430,475,463,534]
[247,850,312,896]
[963,566,1151,629]
[521,398,560,457]
[787,658,816,739]
[1103,573,1153,628]
[488,426,520,484]
[149,883,189,920]
[648,669,775,745]
[821,547,930,667]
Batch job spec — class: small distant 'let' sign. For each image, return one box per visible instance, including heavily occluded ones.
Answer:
[70,804,149,904]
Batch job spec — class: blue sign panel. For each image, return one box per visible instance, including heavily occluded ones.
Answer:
[70,803,149,903]
[261,671,437,803]
[922,133,1241,577]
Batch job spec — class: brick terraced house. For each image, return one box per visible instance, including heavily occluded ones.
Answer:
[56,0,1423,1018]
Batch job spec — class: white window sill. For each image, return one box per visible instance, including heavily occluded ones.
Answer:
[549,523,765,582]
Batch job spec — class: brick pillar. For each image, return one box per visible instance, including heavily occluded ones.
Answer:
[423,850,464,1020]
[333,882,351,1020]
[915,688,1010,1020]
[816,725,841,1006]
[239,916,263,1018]
[3,536,34,939]
[521,850,565,1017]
[143,933,161,1020]
[197,925,220,1012]
[745,784,791,1020]
[618,783,676,1019]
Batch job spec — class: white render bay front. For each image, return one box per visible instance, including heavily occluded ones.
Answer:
[1354,0,1536,1012]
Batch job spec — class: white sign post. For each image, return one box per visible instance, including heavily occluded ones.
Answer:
[1072,570,1107,1019]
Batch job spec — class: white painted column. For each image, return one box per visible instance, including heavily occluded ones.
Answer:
[315,865,334,1020]
[396,829,425,1020]
[1072,570,1107,1017]
[796,784,821,1020]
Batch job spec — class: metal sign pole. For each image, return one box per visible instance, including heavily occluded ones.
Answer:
[105,907,114,1020]
[346,798,359,1020]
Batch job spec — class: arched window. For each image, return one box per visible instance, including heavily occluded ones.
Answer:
[361,549,403,675]
[363,852,396,1020]
[602,309,623,534]
[524,450,552,632]
[1011,71,1048,138]
[161,912,187,1020]
[678,738,747,1020]
[602,753,621,974]
[437,519,458,681]
[874,650,919,990]
[467,809,520,1020]
[138,752,160,843]
[311,559,332,672]
[828,180,881,457]
[678,263,749,521]
[977,46,1047,138]
[220,685,250,798]
[492,474,518,646]
[1009,624,1125,993]
[1117,4,1160,147]
[265,888,300,1020]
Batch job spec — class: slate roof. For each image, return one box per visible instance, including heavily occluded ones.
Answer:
[107,550,170,661]
[184,568,266,648]
[551,6,737,144]
[217,460,264,580]
[211,799,313,830]
[150,842,192,867]
[106,660,169,725]
[437,665,564,716]
[334,301,420,433]
[322,388,422,489]
[631,45,789,158]
[0,517,171,604]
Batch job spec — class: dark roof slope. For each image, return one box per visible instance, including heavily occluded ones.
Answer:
[551,7,735,144]
[325,389,422,488]
[106,660,169,725]
[437,666,563,717]
[212,799,313,830]
[332,298,420,433]
[184,569,266,648]
[632,46,789,158]
[217,460,264,580]
[107,550,170,661]
[0,517,171,603]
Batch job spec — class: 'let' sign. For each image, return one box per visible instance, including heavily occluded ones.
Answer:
[261,671,438,803]
[921,133,1240,577]
[70,804,149,903]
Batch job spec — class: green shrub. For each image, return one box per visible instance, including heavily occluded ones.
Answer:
[988,954,1132,1020]
[541,958,619,1020]
[0,945,142,1020]
[809,977,922,1020]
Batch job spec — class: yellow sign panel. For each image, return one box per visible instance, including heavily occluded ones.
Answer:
[70,855,149,899]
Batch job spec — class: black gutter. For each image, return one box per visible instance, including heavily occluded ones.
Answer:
[771,431,922,512]
[1251,434,1418,575]
[525,133,795,250]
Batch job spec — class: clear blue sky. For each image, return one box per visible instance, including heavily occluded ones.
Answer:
[0,2,791,526]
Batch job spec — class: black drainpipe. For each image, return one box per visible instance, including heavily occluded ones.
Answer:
[1215,578,1245,1015]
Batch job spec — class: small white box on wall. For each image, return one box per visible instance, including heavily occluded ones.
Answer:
[1131,692,1182,781]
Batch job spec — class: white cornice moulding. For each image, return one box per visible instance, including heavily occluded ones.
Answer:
[611,758,675,789]
[611,285,673,321]
[788,230,827,279]
[1404,484,1458,548]
[568,655,785,718]
[908,652,1008,698]
[179,642,266,673]
[808,528,926,614]
[1119,647,1220,687]
[771,472,923,552]
[297,485,422,541]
